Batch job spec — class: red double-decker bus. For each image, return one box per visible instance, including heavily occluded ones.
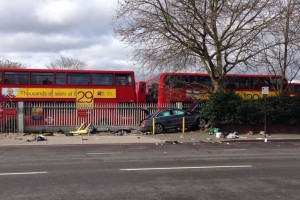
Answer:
[0,68,137,104]
[144,72,288,105]
[288,80,300,96]
[0,68,143,132]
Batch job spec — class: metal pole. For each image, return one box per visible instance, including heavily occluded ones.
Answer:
[264,94,267,142]
[152,118,155,135]
[182,117,185,134]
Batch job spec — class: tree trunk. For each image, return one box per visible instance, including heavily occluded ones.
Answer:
[211,78,222,93]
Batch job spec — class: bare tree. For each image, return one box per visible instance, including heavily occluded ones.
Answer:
[46,55,87,70]
[0,59,27,68]
[115,0,282,92]
[260,0,300,93]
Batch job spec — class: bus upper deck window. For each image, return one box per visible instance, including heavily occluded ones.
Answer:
[92,74,113,85]
[68,73,90,85]
[31,72,54,85]
[56,73,66,85]
[116,74,132,86]
[4,72,28,84]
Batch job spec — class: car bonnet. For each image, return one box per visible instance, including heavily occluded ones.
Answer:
[187,99,202,112]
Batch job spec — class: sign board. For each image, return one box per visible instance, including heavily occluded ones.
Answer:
[77,109,87,117]
[76,89,94,108]
[261,87,269,95]
[32,107,43,120]
[45,117,53,124]
[6,108,16,116]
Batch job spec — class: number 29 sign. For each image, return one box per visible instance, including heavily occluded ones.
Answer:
[76,90,94,108]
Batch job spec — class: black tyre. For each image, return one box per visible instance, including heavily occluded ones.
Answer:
[155,123,164,134]
[192,118,206,130]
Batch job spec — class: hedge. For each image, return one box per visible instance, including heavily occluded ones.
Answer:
[201,91,300,127]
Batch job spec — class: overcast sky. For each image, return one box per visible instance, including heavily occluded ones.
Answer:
[0,0,145,77]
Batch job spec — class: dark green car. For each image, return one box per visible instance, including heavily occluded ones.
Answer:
[139,100,204,134]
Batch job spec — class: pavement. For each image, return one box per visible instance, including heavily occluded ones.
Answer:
[1,129,300,146]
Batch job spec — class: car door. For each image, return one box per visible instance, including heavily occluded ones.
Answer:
[171,109,185,128]
[155,110,173,129]
[184,111,197,126]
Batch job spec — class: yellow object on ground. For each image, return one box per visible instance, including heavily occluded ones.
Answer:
[68,123,91,135]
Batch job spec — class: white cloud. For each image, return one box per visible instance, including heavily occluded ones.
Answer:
[35,0,79,25]
[0,0,136,72]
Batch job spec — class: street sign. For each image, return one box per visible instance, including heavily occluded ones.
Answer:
[45,117,53,124]
[262,87,269,95]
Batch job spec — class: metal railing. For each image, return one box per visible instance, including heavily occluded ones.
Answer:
[0,102,18,133]
[0,101,194,133]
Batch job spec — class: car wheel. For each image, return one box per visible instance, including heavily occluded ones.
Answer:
[155,123,164,134]
[192,118,206,130]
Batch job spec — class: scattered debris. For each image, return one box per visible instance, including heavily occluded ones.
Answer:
[226,131,239,139]
[208,128,219,135]
[248,131,254,135]
[42,132,54,136]
[259,131,266,135]
[88,126,97,134]
[65,132,74,136]
[165,141,179,144]
[67,122,91,135]
[114,129,128,136]
[57,129,65,134]
[215,132,222,138]
[35,135,47,141]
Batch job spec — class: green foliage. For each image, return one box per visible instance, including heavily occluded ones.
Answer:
[202,92,300,126]
[201,91,242,127]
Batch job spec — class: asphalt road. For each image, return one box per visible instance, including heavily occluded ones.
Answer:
[0,142,300,200]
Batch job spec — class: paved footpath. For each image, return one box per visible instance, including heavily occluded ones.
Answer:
[1,131,300,146]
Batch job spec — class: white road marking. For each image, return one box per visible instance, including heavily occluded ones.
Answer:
[223,149,247,151]
[0,172,48,176]
[120,165,252,171]
[86,152,122,155]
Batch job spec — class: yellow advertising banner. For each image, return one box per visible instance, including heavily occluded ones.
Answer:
[1,88,116,99]
[93,89,116,98]
[237,91,277,100]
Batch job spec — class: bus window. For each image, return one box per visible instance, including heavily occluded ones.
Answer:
[270,77,287,90]
[223,77,237,89]
[253,77,269,89]
[92,73,113,85]
[68,73,90,85]
[31,72,54,85]
[239,77,252,89]
[164,75,182,88]
[141,82,146,93]
[116,74,132,86]
[0,72,2,84]
[295,84,300,95]
[4,72,28,85]
[56,73,66,85]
